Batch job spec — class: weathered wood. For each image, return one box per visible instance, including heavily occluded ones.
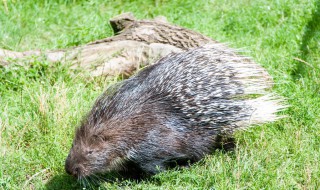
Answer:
[91,12,215,49]
[0,13,214,76]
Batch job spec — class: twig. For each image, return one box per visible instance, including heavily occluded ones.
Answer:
[293,57,314,69]
[23,168,48,189]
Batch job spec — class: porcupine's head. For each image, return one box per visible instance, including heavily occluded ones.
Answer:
[64,84,143,179]
[64,121,126,179]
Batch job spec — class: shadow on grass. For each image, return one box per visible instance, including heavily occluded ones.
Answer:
[292,0,320,78]
[45,172,161,190]
[45,174,83,190]
[45,162,156,190]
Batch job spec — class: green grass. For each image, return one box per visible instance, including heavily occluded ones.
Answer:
[0,0,319,189]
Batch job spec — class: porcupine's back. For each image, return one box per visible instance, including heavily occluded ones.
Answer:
[89,44,284,135]
[105,44,284,134]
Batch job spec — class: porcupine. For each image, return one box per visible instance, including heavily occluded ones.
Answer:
[65,44,284,179]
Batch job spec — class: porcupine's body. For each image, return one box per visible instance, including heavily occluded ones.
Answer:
[65,45,284,178]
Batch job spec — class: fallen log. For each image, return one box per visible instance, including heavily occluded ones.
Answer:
[0,13,215,77]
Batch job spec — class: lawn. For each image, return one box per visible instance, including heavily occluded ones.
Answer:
[0,0,319,189]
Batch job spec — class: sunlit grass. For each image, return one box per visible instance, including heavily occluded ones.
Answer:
[0,0,319,189]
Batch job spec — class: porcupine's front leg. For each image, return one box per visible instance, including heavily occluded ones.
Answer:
[135,152,191,175]
[128,130,191,175]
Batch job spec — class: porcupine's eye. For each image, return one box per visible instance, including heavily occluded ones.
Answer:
[92,134,102,142]
[93,133,110,142]
[88,150,93,155]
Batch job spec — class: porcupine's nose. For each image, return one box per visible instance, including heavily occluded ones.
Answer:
[72,165,83,177]
[65,155,84,177]
[65,162,84,178]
